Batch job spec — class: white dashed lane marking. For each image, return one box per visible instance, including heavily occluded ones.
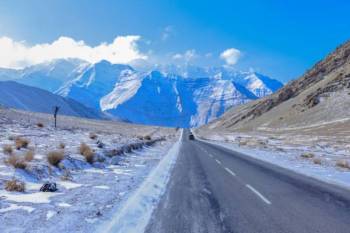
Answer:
[224,167,236,177]
[246,184,271,205]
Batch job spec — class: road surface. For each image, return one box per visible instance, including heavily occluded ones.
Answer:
[145,129,350,233]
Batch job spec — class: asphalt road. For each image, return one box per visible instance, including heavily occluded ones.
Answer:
[145,129,350,233]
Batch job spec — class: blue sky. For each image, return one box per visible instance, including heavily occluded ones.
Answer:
[0,0,350,82]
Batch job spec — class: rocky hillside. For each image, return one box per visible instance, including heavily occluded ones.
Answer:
[203,40,350,131]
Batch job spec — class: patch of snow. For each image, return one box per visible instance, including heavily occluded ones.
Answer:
[57,202,71,207]
[0,190,60,204]
[57,181,83,189]
[46,210,56,220]
[93,185,110,190]
[0,203,35,213]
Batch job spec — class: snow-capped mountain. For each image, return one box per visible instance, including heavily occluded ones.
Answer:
[0,59,283,127]
[57,60,134,110]
[0,81,104,119]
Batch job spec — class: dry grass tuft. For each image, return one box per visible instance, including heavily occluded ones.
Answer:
[6,155,27,169]
[79,143,90,155]
[79,143,95,163]
[36,122,44,128]
[60,170,73,181]
[336,160,350,169]
[24,150,35,162]
[300,152,315,159]
[89,133,98,140]
[47,150,65,167]
[3,144,13,155]
[313,157,322,165]
[5,179,25,192]
[15,137,29,150]
[58,142,66,149]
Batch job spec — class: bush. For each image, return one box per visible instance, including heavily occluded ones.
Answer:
[79,143,89,155]
[313,158,322,165]
[79,143,94,163]
[36,122,44,128]
[300,153,315,159]
[144,135,152,140]
[2,144,13,155]
[25,150,35,162]
[5,179,25,192]
[89,133,98,140]
[336,160,350,169]
[6,155,27,169]
[47,150,64,167]
[58,143,66,149]
[15,137,29,150]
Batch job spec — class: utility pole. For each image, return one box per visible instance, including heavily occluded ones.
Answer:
[53,106,60,129]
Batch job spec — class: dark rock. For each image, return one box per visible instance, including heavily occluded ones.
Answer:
[40,182,58,192]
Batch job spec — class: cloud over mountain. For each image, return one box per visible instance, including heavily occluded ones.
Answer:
[220,48,241,65]
[0,36,147,69]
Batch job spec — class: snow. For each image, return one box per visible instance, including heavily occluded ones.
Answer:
[99,129,182,233]
[93,185,110,189]
[0,107,178,232]
[0,190,61,204]
[57,202,72,207]
[57,181,83,189]
[46,210,56,220]
[0,203,35,213]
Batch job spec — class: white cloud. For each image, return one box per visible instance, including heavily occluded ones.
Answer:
[0,36,147,69]
[172,49,198,62]
[161,26,174,41]
[220,48,241,65]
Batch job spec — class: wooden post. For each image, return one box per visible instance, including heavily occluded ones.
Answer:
[53,106,60,129]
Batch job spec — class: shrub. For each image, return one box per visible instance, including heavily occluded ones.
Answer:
[144,135,151,140]
[89,133,98,140]
[3,144,13,155]
[24,150,35,162]
[5,179,25,192]
[300,152,315,159]
[79,143,94,163]
[47,150,64,167]
[58,143,66,149]
[60,170,73,181]
[6,155,27,169]
[336,160,350,169]
[15,137,29,150]
[79,143,90,155]
[313,158,322,165]
[36,122,44,128]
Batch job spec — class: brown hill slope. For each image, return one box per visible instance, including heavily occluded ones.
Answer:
[201,40,350,132]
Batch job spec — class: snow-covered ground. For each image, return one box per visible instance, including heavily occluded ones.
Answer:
[0,108,178,233]
[196,132,350,190]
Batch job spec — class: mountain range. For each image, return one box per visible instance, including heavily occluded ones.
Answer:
[0,60,283,127]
